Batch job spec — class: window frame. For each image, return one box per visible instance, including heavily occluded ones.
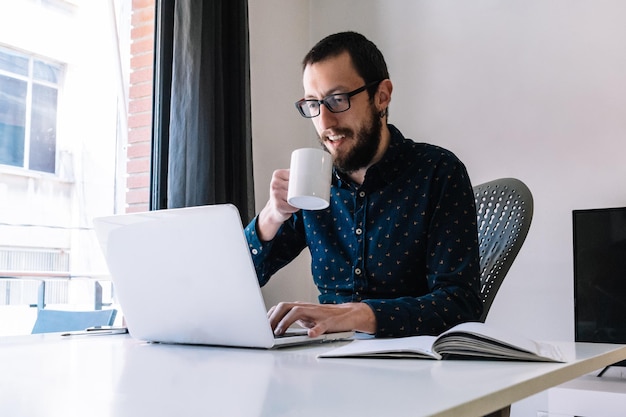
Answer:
[0,45,64,175]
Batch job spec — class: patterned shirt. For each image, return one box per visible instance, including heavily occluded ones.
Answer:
[244,125,482,337]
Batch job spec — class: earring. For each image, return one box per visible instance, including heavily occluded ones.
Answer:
[379,108,388,118]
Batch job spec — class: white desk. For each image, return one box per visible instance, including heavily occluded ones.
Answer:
[546,368,626,417]
[1,334,626,417]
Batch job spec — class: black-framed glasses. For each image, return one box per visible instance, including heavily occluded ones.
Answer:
[294,80,382,118]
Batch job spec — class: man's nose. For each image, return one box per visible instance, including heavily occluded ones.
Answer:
[316,102,338,131]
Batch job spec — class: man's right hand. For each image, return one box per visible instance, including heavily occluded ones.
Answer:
[256,169,300,242]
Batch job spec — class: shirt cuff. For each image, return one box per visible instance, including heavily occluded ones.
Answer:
[362,299,409,338]
[244,216,266,259]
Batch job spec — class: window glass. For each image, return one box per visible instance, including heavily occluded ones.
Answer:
[0,48,28,75]
[0,46,61,172]
[0,73,27,167]
[33,59,61,83]
[29,83,57,173]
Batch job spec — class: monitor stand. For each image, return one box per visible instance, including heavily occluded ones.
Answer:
[597,359,626,377]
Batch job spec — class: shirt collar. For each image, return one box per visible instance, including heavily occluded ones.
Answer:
[333,124,405,191]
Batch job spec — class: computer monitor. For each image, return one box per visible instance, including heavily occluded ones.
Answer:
[573,207,626,367]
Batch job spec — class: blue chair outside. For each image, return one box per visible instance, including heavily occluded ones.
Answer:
[31,308,118,334]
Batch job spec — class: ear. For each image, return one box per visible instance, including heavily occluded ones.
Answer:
[376,79,393,111]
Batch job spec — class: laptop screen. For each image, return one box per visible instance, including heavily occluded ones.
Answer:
[573,207,626,344]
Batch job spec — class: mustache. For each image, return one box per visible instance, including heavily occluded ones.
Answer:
[320,127,353,139]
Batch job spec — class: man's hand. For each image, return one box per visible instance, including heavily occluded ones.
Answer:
[257,169,300,241]
[268,301,377,337]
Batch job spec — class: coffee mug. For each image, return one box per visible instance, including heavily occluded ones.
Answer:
[287,148,333,210]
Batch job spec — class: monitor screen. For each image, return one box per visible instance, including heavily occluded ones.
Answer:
[574,207,626,344]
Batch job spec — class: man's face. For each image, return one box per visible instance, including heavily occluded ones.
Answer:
[302,52,382,174]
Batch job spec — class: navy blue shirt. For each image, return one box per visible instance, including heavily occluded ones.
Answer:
[245,125,482,337]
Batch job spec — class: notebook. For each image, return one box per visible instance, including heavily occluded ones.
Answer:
[92,204,354,348]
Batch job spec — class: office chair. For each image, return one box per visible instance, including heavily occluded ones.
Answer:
[473,178,533,322]
[31,308,118,334]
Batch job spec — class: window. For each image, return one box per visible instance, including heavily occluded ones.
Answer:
[0,46,63,174]
[0,0,154,336]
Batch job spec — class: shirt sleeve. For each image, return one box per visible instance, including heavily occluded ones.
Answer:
[362,159,483,337]
[244,215,308,286]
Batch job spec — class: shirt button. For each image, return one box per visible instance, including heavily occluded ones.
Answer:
[358,191,366,198]
[355,228,363,235]
[251,248,258,255]
[354,268,362,275]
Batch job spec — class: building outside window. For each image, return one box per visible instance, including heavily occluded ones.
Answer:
[0,0,154,336]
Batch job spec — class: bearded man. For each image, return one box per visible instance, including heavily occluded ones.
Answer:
[244,31,482,338]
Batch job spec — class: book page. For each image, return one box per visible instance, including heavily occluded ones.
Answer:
[318,322,565,362]
[318,335,441,359]
[435,322,565,362]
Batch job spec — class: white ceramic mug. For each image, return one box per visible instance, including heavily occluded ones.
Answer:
[287,148,333,210]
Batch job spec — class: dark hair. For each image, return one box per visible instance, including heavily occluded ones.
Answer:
[302,31,389,98]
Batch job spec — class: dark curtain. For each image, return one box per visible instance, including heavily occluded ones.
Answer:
[151,0,255,223]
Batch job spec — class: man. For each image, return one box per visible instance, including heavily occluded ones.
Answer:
[244,31,482,339]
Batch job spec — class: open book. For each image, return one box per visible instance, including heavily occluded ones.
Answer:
[318,322,565,362]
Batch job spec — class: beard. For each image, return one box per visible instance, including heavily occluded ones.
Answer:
[322,106,382,174]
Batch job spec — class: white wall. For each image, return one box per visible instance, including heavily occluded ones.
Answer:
[249,2,626,415]
[306,0,626,342]
[248,0,320,307]
[250,0,626,336]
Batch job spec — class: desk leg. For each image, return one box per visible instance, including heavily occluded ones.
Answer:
[484,405,510,417]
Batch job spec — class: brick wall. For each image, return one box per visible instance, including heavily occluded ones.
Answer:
[127,0,155,213]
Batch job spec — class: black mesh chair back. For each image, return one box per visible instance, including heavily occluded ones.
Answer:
[474,178,533,321]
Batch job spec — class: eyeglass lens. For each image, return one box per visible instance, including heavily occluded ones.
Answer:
[298,94,350,118]
[295,81,380,118]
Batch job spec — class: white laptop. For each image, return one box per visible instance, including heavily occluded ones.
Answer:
[92,204,354,348]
